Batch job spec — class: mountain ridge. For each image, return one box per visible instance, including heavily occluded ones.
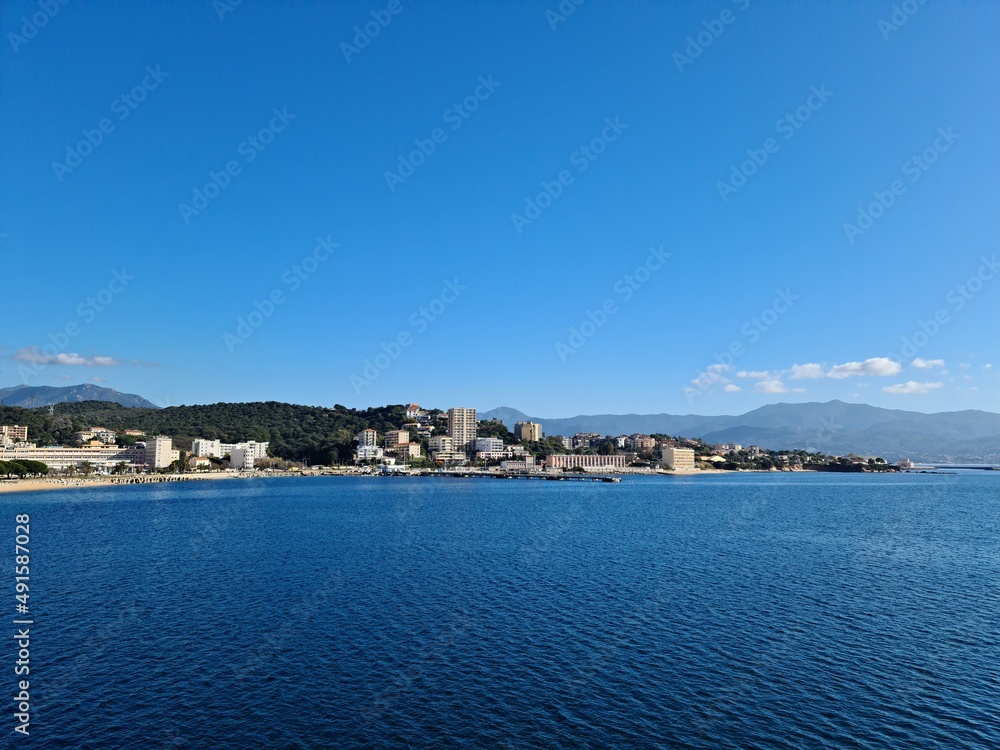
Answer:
[0,384,159,409]
[480,400,1000,463]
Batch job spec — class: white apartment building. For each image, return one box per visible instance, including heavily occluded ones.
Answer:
[474,437,504,453]
[230,445,258,470]
[661,446,696,470]
[447,407,477,452]
[357,429,378,448]
[192,439,223,457]
[356,445,384,462]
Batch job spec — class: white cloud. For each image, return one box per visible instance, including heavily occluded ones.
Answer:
[985,363,993,370]
[723,384,741,393]
[882,381,943,395]
[12,347,154,367]
[789,363,824,379]
[911,358,945,369]
[736,370,771,379]
[706,364,731,373]
[755,379,788,394]
[828,357,901,379]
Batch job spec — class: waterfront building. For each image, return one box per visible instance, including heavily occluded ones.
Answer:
[144,436,174,469]
[661,446,696,470]
[432,449,468,465]
[447,407,477,452]
[356,445,384,462]
[514,421,542,442]
[192,439,223,457]
[230,445,257,470]
[545,454,632,471]
[0,442,142,471]
[500,456,536,472]
[474,437,504,453]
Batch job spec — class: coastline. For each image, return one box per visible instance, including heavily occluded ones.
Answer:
[0,472,255,495]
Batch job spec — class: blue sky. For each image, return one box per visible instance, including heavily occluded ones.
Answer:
[2,1,997,417]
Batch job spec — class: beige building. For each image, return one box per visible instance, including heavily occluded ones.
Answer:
[514,421,542,442]
[661,446,696,470]
[384,430,411,450]
[397,443,422,460]
[357,429,378,448]
[1,425,28,444]
[0,443,141,471]
[447,407,477,452]
[546,454,632,471]
[142,436,174,469]
[428,435,453,452]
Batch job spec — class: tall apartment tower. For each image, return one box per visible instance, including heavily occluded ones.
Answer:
[447,408,477,453]
[514,421,542,442]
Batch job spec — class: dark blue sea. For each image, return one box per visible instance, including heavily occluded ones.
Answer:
[5,472,999,749]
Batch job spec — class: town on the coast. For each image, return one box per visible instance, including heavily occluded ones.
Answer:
[0,403,910,480]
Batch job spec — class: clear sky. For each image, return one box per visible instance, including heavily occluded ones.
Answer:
[2,1,997,416]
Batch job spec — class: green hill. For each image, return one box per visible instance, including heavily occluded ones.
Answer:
[0,401,407,465]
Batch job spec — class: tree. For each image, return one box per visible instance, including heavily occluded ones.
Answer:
[80,461,94,476]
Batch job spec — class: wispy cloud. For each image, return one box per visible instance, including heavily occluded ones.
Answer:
[883,380,943,395]
[723,384,741,393]
[911,357,945,369]
[828,357,901,379]
[12,347,156,367]
[737,370,771,379]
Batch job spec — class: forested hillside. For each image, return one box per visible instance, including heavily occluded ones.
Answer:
[0,401,408,465]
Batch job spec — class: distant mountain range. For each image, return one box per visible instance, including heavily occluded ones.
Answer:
[0,384,159,409]
[481,401,1000,464]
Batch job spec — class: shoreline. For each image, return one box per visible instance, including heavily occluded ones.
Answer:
[0,465,915,495]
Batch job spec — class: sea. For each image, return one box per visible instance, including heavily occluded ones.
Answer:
[5,471,999,749]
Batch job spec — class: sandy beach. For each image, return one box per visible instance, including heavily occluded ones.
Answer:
[0,472,250,495]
